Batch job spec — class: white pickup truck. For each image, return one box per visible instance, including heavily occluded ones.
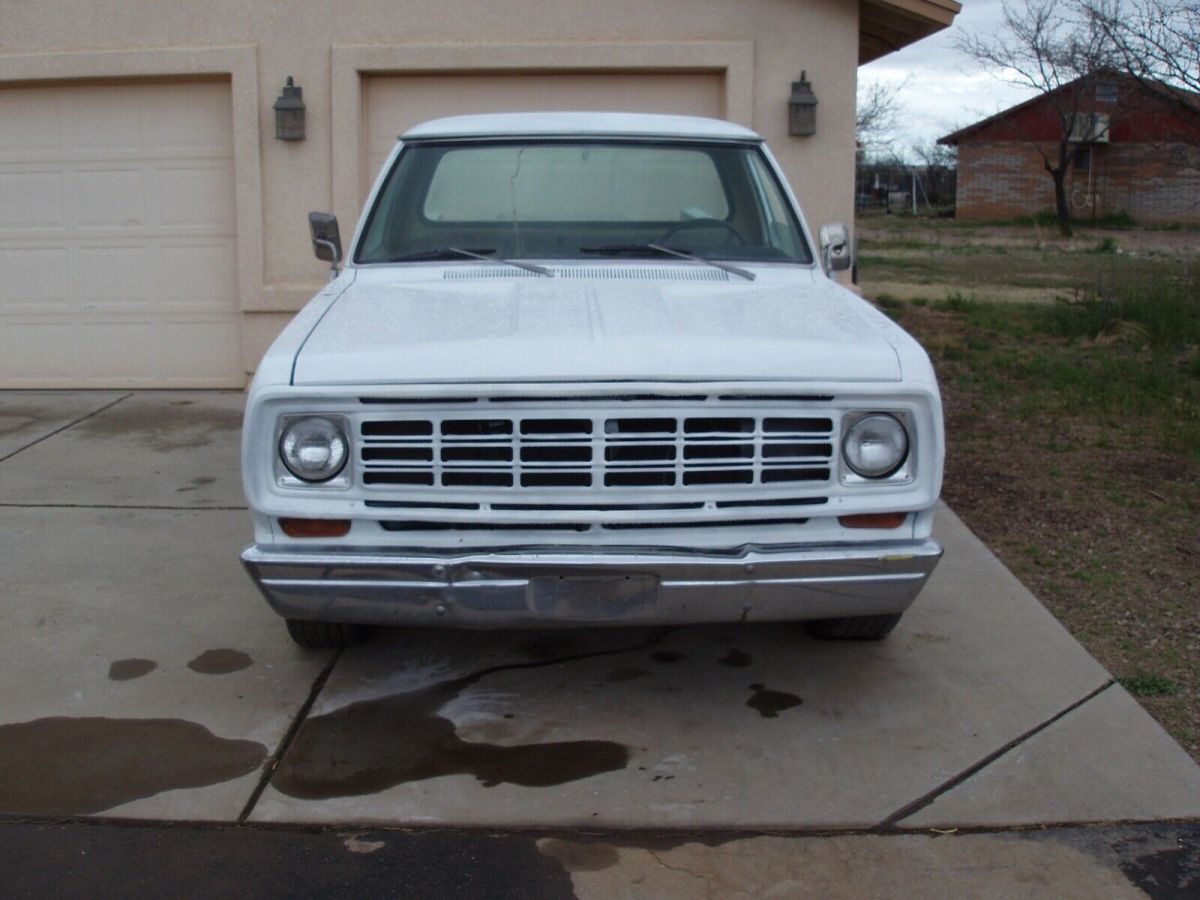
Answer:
[240,112,944,648]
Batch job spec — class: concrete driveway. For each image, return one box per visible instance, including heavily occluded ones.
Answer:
[2,390,1198,892]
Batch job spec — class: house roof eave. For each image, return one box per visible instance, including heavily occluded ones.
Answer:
[860,0,962,65]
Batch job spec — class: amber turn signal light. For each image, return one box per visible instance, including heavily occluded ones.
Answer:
[838,512,908,529]
[279,517,351,538]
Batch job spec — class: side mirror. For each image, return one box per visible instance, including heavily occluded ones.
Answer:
[818,223,851,274]
[309,212,342,279]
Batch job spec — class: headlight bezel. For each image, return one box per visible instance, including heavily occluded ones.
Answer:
[275,414,351,488]
[840,410,914,484]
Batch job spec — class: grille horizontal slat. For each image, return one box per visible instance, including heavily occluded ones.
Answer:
[357,406,836,495]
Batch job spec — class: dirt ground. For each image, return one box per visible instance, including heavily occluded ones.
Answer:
[857,214,1200,762]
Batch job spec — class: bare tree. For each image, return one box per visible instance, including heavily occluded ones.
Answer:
[1080,0,1199,94]
[1077,1,1200,206]
[857,77,909,155]
[956,1,1118,235]
[911,141,958,210]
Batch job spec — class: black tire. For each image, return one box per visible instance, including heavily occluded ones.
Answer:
[285,618,373,649]
[805,613,902,640]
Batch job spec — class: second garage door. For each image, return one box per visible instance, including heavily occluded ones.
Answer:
[363,72,725,197]
[0,80,242,388]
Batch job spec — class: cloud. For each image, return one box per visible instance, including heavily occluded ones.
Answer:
[860,0,1040,150]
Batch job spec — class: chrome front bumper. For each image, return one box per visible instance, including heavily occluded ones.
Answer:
[241,540,943,629]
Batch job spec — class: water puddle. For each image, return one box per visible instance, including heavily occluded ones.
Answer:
[718,647,752,668]
[651,651,686,664]
[108,658,157,680]
[188,649,252,675]
[274,656,634,799]
[0,717,266,815]
[516,637,594,660]
[747,683,803,718]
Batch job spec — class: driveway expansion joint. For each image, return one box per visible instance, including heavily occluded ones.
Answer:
[238,648,344,824]
[0,392,133,464]
[879,679,1118,829]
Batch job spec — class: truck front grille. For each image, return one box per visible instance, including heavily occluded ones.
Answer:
[357,408,834,494]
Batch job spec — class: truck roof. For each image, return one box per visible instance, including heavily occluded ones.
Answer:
[400,112,761,142]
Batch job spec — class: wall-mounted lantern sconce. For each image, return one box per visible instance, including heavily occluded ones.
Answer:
[274,76,306,141]
[788,71,817,136]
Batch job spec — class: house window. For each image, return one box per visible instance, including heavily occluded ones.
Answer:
[1096,81,1118,103]
[1074,146,1092,172]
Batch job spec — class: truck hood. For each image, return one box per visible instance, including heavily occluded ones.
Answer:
[291,267,904,386]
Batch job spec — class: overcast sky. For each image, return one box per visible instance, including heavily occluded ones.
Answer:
[860,0,1041,153]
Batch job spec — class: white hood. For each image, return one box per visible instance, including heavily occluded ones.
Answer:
[290,266,905,386]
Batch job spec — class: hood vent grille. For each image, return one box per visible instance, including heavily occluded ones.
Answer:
[442,266,730,282]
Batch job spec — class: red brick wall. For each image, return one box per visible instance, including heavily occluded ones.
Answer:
[1097,142,1200,223]
[955,141,1200,224]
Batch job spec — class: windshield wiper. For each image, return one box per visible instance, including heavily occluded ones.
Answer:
[387,247,552,277]
[578,243,755,281]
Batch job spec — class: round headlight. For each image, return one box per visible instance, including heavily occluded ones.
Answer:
[279,417,348,482]
[842,413,909,478]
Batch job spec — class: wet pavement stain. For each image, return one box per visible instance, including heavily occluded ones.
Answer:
[651,651,686,664]
[606,667,652,683]
[273,649,645,800]
[1117,832,1200,898]
[0,414,37,434]
[718,647,752,668]
[0,717,266,815]
[747,683,803,718]
[538,839,621,872]
[176,476,216,493]
[108,658,157,681]
[516,636,593,660]
[78,402,241,451]
[187,649,252,675]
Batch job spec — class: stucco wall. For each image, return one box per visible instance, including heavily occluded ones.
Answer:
[2,0,860,378]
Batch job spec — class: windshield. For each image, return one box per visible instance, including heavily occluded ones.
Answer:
[354,140,813,265]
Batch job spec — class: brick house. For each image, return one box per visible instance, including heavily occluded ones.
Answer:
[939,75,1200,224]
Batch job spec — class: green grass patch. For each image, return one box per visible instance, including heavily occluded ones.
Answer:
[1043,271,1200,348]
[875,295,906,314]
[935,291,975,313]
[1119,673,1180,697]
[951,210,1137,230]
[914,275,1200,461]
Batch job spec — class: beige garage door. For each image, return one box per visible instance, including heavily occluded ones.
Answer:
[0,80,241,388]
[363,72,724,197]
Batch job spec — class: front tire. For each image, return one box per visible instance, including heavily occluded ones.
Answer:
[805,613,902,640]
[285,618,373,649]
